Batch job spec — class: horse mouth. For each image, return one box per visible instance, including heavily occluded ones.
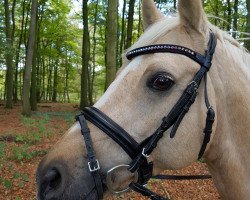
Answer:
[81,187,99,200]
[36,185,100,200]
[36,160,105,200]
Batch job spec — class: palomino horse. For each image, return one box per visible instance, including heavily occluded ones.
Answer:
[36,0,250,199]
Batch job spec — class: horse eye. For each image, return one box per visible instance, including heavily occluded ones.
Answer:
[147,72,175,91]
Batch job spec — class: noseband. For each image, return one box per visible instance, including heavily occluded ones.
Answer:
[76,32,217,200]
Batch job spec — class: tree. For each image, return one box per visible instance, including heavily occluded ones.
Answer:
[125,0,135,49]
[30,11,38,110]
[13,0,26,103]
[105,0,118,89]
[88,0,99,105]
[232,0,239,38]
[80,0,90,109]
[226,0,232,31]
[246,0,250,50]
[4,0,14,108]
[119,0,127,66]
[22,0,38,116]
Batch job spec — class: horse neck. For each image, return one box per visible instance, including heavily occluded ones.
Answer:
[206,40,250,200]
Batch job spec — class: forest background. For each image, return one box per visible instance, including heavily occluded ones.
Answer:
[1,0,250,116]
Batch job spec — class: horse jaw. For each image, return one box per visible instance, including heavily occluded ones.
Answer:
[204,30,250,200]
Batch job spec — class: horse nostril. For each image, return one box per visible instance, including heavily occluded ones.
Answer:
[41,168,62,198]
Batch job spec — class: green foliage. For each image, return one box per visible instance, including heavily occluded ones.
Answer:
[0,142,5,159]
[0,169,30,191]
[11,144,48,161]
[3,179,13,189]
[198,157,206,163]
[16,113,52,144]
[15,132,42,144]
[21,117,36,127]
[12,144,32,160]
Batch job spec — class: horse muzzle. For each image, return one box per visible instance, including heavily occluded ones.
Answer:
[36,160,100,200]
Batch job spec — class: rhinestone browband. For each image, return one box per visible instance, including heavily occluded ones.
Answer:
[126,44,206,65]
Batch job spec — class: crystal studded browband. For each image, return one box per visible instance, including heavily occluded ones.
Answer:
[126,44,207,66]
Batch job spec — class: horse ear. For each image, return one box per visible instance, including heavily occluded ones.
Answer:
[178,0,208,34]
[142,0,164,30]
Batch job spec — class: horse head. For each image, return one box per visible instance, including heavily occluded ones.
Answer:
[36,0,250,199]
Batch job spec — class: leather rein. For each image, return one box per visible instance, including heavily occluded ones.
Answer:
[75,32,217,200]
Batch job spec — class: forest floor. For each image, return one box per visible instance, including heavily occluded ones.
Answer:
[0,103,220,200]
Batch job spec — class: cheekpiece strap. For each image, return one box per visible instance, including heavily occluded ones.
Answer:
[75,114,103,199]
[128,32,217,174]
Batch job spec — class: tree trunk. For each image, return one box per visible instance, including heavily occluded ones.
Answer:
[22,0,38,116]
[137,0,142,39]
[46,58,52,102]
[80,0,90,109]
[30,11,38,110]
[227,0,232,31]
[11,0,16,102]
[173,0,177,10]
[232,0,239,38]
[125,0,135,49]
[24,0,31,50]
[14,0,26,103]
[52,63,58,102]
[119,0,127,67]
[214,0,219,26]
[89,0,99,105]
[65,51,70,103]
[41,56,46,101]
[4,0,14,108]
[246,0,250,50]
[105,0,118,89]
[30,36,37,110]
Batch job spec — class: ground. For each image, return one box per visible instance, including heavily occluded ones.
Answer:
[0,103,220,200]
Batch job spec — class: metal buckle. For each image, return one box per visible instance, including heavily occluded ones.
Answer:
[88,160,100,172]
[189,81,198,89]
[142,148,150,158]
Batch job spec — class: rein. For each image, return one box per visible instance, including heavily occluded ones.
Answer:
[76,32,217,200]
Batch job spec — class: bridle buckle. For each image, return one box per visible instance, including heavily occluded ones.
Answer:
[142,148,150,158]
[88,160,100,172]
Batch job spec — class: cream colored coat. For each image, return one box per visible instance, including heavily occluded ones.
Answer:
[37,0,250,199]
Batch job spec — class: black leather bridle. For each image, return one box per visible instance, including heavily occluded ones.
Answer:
[75,32,217,200]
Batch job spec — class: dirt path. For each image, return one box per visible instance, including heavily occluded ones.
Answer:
[0,103,220,200]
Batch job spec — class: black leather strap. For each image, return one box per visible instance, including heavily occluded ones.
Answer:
[153,174,212,180]
[127,32,217,176]
[82,107,153,185]
[198,105,215,159]
[82,107,139,158]
[75,114,103,199]
[77,32,217,200]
